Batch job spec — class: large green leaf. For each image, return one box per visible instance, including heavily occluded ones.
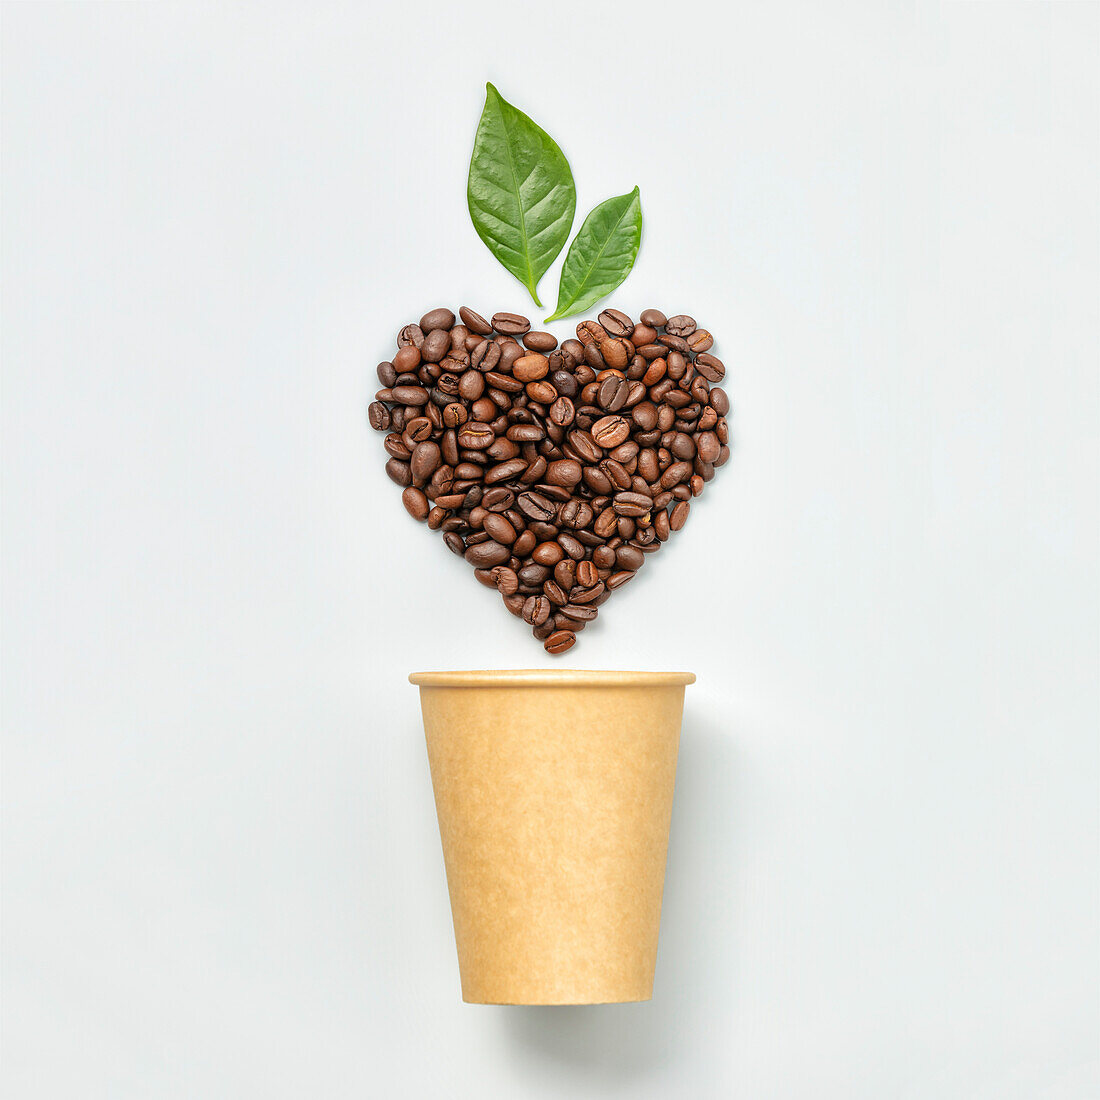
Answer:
[545,188,642,322]
[467,84,576,307]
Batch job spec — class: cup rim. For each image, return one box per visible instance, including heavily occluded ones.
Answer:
[408,669,696,688]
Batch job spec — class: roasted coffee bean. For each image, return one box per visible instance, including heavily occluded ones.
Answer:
[410,441,442,481]
[544,629,576,655]
[464,539,510,567]
[694,353,725,382]
[687,329,713,354]
[402,486,429,521]
[483,513,517,544]
[517,491,556,522]
[492,312,530,336]
[393,345,421,372]
[547,459,582,487]
[549,396,576,426]
[457,422,495,450]
[420,329,452,364]
[459,306,492,335]
[696,431,720,463]
[369,303,732,653]
[576,320,604,346]
[568,428,603,463]
[518,562,549,586]
[599,337,630,369]
[613,490,651,517]
[486,457,528,484]
[471,339,501,371]
[385,458,412,487]
[420,307,455,332]
[597,374,629,411]
[591,415,631,449]
[391,384,429,405]
[522,595,551,626]
[513,353,548,382]
[491,565,519,595]
[574,560,599,587]
[598,308,634,337]
[523,330,557,352]
[368,401,390,430]
[665,314,696,337]
[398,324,425,349]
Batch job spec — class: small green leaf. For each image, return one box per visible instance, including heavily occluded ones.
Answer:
[467,83,576,307]
[545,188,642,322]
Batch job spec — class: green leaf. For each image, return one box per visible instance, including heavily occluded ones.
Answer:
[467,83,576,308]
[545,187,642,322]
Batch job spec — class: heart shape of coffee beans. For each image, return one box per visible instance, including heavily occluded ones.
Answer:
[368,305,730,655]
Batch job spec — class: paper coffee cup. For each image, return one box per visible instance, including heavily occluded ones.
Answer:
[409,669,694,1005]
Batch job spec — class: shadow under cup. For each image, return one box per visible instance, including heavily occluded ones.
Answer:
[410,669,695,1005]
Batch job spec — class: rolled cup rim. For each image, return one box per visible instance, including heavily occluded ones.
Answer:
[408,669,696,688]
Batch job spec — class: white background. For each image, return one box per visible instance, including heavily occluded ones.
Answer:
[3,2,1097,1097]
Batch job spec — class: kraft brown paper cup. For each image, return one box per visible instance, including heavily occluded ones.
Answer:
[409,669,695,1005]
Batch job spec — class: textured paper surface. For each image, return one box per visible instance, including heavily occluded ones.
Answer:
[412,672,692,1005]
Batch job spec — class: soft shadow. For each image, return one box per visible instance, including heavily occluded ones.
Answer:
[500,708,747,1084]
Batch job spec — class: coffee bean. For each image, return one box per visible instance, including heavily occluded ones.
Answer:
[544,629,576,654]
[420,307,455,332]
[597,374,629,411]
[696,431,720,463]
[393,345,421,372]
[368,401,390,430]
[410,441,442,481]
[665,314,696,337]
[457,422,495,450]
[391,385,428,406]
[491,565,519,595]
[398,324,425,349]
[385,458,412,486]
[568,428,603,463]
[640,308,667,327]
[519,594,548,625]
[599,337,630,370]
[517,491,556,522]
[613,490,651,517]
[695,353,725,382]
[670,500,690,530]
[591,415,631,449]
[598,308,634,337]
[546,459,582,486]
[550,396,576,427]
[459,306,492,335]
[402,486,429,521]
[485,457,528,484]
[523,330,557,352]
[513,353,548,382]
[687,329,713,354]
[471,339,501,372]
[492,312,530,336]
[464,540,510,567]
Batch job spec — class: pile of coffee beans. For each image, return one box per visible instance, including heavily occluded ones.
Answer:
[368,306,730,654]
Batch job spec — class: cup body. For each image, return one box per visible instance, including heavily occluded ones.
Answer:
[410,669,694,1005]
